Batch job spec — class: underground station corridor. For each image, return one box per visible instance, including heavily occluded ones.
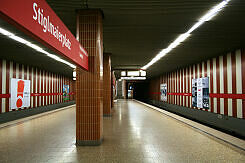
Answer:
[0,0,245,162]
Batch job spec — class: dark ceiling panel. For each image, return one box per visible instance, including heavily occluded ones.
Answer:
[46,0,245,78]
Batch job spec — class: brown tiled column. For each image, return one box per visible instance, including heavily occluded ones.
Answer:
[123,80,127,99]
[111,71,115,108]
[103,53,112,116]
[76,10,103,146]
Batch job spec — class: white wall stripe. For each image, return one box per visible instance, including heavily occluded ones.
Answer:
[180,69,182,105]
[2,60,6,113]
[176,71,178,105]
[207,60,211,112]
[175,72,177,104]
[186,67,188,107]
[16,63,19,79]
[60,75,62,103]
[193,64,196,79]
[57,74,58,103]
[170,73,172,102]
[9,61,13,79]
[9,61,13,109]
[22,65,24,79]
[31,67,34,108]
[46,72,48,105]
[189,66,192,107]
[227,53,233,116]
[235,50,243,118]
[182,69,184,106]
[47,72,49,104]
[58,75,61,103]
[27,66,29,80]
[53,74,54,104]
[219,56,224,115]
[61,76,63,103]
[197,64,200,109]
[49,72,51,104]
[202,62,205,77]
[40,70,42,106]
[35,68,37,107]
[213,58,217,113]
[43,70,45,106]
[39,70,41,106]
[48,73,52,104]
[54,74,56,103]
[51,73,53,104]
[197,63,200,78]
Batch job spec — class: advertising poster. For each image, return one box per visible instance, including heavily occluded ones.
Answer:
[192,77,209,109]
[160,83,167,102]
[63,85,70,101]
[197,78,203,108]
[10,78,31,110]
[197,77,209,109]
[192,79,197,107]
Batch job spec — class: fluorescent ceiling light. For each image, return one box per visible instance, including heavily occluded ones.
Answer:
[121,77,146,80]
[140,70,146,76]
[73,71,76,78]
[127,71,140,76]
[121,71,126,76]
[0,27,76,69]
[141,0,231,70]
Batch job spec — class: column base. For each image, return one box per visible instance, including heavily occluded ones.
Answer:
[76,138,103,146]
[103,113,112,117]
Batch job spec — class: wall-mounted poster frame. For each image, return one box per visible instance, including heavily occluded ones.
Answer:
[192,79,197,107]
[63,85,70,101]
[192,77,209,109]
[160,83,167,102]
[10,78,31,110]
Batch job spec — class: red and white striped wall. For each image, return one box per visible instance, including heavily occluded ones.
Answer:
[0,59,75,114]
[150,48,245,119]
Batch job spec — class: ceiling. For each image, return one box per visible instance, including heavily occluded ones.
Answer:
[18,0,245,78]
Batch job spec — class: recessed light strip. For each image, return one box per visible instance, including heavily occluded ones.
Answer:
[0,27,76,69]
[121,77,146,80]
[141,0,231,70]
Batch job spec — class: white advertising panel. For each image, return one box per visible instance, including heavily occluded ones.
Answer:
[160,83,167,102]
[192,79,197,107]
[197,78,203,108]
[192,77,209,109]
[201,77,209,109]
[10,78,31,110]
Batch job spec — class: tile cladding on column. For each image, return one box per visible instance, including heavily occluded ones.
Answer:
[103,53,112,116]
[76,10,103,146]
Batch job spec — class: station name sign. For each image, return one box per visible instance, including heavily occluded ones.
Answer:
[0,0,88,70]
[32,3,71,51]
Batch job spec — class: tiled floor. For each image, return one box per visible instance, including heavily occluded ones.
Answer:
[0,100,244,162]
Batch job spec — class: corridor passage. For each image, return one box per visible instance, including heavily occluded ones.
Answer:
[0,100,244,162]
